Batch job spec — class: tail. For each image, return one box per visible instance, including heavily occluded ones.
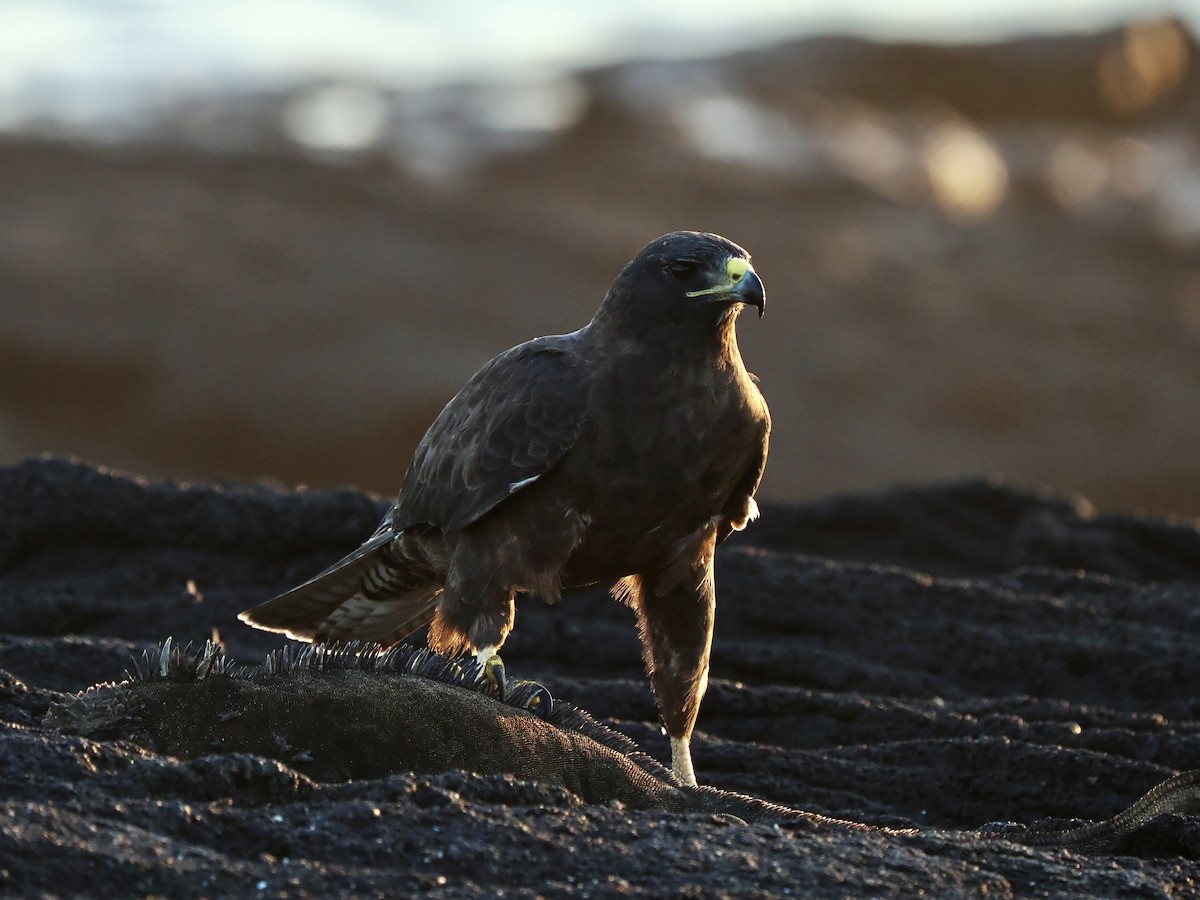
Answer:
[239,529,441,647]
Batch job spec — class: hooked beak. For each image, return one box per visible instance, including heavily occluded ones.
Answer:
[733,267,766,318]
[686,257,766,318]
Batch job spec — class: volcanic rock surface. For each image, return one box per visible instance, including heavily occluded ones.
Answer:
[2,457,1199,896]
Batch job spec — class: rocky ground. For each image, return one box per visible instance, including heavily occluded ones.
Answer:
[1,457,1199,897]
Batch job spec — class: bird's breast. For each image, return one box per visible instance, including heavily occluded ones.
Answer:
[556,363,764,580]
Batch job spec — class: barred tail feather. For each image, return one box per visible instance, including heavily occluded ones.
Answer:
[239,529,440,647]
[318,586,442,646]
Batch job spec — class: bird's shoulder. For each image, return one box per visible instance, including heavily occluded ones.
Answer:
[390,330,593,532]
[485,330,586,374]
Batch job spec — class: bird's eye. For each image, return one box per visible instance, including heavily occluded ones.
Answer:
[668,261,701,282]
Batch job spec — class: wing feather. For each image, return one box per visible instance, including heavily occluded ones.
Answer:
[391,336,588,532]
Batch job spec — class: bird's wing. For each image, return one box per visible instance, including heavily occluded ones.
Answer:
[717,412,771,544]
[391,337,589,532]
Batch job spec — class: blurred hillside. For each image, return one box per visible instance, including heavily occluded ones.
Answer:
[2,19,1200,516]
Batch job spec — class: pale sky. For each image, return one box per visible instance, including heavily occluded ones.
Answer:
[0,0,1189,128]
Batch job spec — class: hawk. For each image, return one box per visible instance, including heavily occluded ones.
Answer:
[240,231,770,786]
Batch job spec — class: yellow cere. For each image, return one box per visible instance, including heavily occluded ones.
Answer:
[686,257,753,298]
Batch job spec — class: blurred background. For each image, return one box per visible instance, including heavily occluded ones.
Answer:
[2,1,1199,516]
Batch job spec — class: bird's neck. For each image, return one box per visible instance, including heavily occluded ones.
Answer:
[700,313,745,368]
[589,311,745,371]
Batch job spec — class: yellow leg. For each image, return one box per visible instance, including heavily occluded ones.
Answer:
[475,646,506,701]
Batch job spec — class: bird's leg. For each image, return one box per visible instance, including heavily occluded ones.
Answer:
[432,570,516,690]
[474,645,507,702]
[626,541,717,788]
[436,555,554,717]
[670,737,697,787]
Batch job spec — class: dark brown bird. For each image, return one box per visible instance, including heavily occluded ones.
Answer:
[240,231,770,785]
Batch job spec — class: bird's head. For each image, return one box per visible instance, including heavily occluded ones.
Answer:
[594,231,765,336]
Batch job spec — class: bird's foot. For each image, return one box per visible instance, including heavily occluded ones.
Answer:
[475,647,507,702]
[473,647,554,719]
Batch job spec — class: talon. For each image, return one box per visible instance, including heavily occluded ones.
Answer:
[477,650,507,703]
[523,685,554,719]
